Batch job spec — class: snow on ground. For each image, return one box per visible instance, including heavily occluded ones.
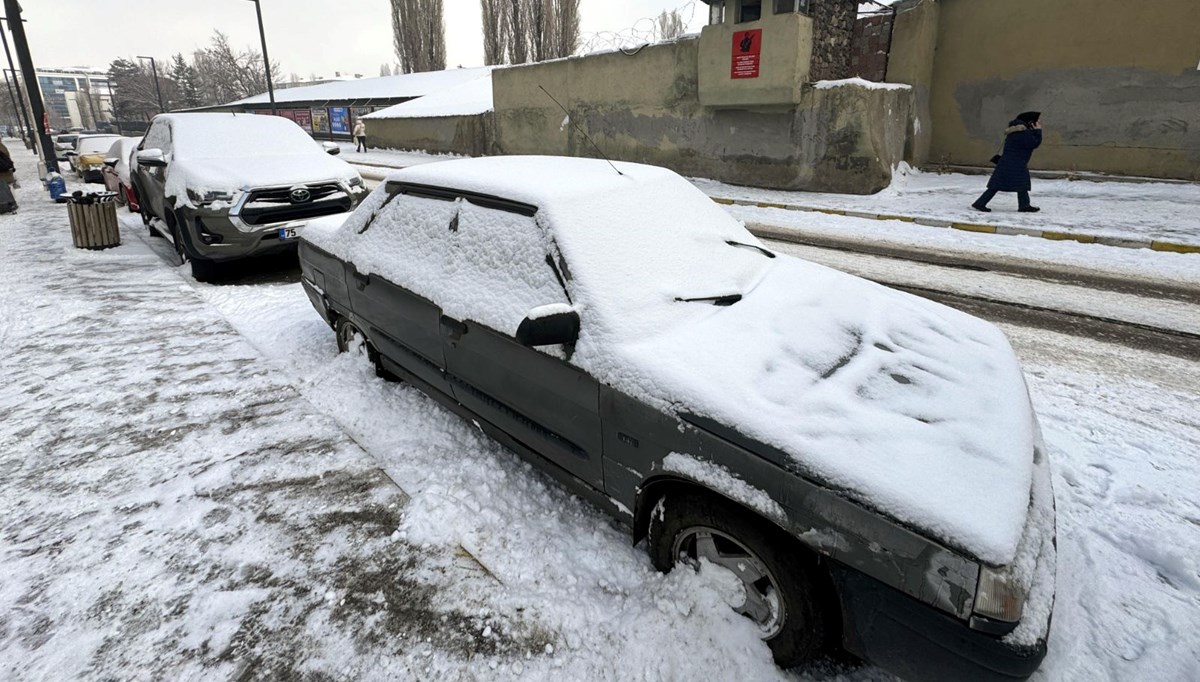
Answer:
[365,73,493,119]
[692,167,1200,246]
[337,142,463,170]
[2,148,1198,680]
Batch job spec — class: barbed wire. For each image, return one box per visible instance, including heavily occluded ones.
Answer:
[577,1,702,55]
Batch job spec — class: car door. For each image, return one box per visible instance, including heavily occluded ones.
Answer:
[344,190,459,397]
[437,199,605,489]
[136,120,171,219]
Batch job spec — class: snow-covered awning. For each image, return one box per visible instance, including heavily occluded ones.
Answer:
[363,73,493,120]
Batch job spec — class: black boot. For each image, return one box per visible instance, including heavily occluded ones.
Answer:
[1019,206,1041,213]
[971,203,991,213]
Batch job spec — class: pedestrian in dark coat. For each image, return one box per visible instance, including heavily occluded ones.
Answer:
[972,111,1042,213]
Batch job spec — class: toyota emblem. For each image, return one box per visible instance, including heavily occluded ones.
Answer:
[289,187,312,203]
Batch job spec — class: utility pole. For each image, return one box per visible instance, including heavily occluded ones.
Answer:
[3,0,56,174]
[0,16,34,150]
[137,55,164,112]
[248,0,277,114]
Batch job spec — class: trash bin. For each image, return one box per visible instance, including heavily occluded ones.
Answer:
[66,191,121,250]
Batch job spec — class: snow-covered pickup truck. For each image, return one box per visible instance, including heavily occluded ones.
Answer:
[131,113,367,282]
[297,157,1056,680]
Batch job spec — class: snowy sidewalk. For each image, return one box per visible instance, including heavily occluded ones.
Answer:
[344,146,1200,251]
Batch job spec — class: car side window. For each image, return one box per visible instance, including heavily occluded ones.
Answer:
[142,121,171,155]
[445,201,568,336]
[346,191,460,299]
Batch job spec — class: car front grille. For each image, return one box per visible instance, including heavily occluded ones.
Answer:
[240,182,351,226]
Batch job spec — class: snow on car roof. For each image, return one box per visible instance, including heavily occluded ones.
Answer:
[156,113,327,160]
[363,157,1038,564]
[226,66,494,106]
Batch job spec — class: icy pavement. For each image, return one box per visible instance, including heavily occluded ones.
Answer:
[692,166,1200,247]
[2,146,1198,679]
[336,141,462,170]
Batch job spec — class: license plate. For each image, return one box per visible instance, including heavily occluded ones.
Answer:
[279,227,299,240]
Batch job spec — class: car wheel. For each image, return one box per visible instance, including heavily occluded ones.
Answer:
[115,183,128,207]
[189,257,221,283]
[647,491,833,668]
[335,317,385,377]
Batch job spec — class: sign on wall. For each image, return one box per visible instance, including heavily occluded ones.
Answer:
[330,107,350,135]
[292,109,312,131]
[311,108,330,134]
[732,29,763,79]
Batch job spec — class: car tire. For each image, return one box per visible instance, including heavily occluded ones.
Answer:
[189,257,221,283]
[647,490,833,668]
[335,317,385,377]
[165,212,187,265]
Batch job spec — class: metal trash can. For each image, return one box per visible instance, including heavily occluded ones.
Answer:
[66,191,121,250]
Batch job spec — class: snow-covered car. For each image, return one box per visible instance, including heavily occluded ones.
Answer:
[67,134,122,181]
[54,133,80,161]
[100,136,144,212]
[298,157,1056,679]
[132,113,367,282]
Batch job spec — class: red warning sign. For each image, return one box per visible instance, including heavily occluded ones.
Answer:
[731,29,762,79]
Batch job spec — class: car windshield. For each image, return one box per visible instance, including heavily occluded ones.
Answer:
[77,136,121,154]
[58,135,79,144]
[171,114,323,160]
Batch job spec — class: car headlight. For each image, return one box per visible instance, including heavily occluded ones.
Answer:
[973,565,1026,622]
[348,176,363,188]
[188,189,235,205]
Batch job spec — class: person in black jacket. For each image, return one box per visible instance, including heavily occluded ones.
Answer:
[972,111,1043,213]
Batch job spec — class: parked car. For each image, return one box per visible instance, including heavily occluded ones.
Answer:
[132,112,366,282]
[54,133,80,161]
[101,136,144,211]
[66,134,122,181]
[297,157,1056,681]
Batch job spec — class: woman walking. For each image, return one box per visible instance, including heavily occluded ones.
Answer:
[353,119,367,153]
[973,111,1042,213]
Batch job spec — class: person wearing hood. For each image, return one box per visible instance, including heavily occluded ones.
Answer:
[973,111,1043,213]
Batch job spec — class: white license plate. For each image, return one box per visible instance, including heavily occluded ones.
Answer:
[279,227,299,240]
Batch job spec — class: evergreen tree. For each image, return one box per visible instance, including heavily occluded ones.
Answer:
[171,53,203,109]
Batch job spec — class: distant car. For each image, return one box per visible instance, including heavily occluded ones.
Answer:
[131,112,366,282]
[100,136,143,211]
[67,134,122,182]
[299,157,1056,681]
[54,133,80,161]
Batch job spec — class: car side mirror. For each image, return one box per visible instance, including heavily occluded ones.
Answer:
[322,141,341,155]
[103,157,118,167]
[137,149,167,167]
[516,305,580,347]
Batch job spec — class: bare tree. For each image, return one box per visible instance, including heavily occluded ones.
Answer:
[655,9,686,41]
[550,0,580,59]
[480,0,510,66]
[192,31,280,105]
[379,63,392,77]
[499,0,579,65]
[506,0,528,64]
[390,0,447,74]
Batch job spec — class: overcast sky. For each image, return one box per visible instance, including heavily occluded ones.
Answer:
[20,0,708,79]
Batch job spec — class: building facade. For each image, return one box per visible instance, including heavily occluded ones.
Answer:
[35,67,115,131]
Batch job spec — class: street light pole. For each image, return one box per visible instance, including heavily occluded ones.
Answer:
[247,0,277,114]
[3,0,57,174]
[0,19,33,149]
[137,55,164,113]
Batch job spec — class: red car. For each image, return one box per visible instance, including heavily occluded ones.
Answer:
[100,136,143,212]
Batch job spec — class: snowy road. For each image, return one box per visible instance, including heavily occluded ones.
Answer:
[2,152,1198,680]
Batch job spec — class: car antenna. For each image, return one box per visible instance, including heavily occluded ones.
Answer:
[538,85,623,176]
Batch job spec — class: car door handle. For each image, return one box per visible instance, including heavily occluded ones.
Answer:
[353,271,370,291]
[440,315,468,341]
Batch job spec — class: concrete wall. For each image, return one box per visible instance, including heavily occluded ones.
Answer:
[914,0,1200,179]
[698,12,814,107]
[492,38,913,194]
[884,0,939,166]
[365,114,494,157]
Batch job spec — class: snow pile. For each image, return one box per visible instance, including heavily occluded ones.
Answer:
[365,73,493,120]
[812,77,911,91]
[152,113,360,203]
[310,157,1039,564]
[75,134,122,155]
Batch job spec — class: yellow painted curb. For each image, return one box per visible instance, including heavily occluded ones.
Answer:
[815,208,847,216]
[951,222,998,234]
[874,214,915,222]
[711,197,735,205]
[1042,231,1096,243]
[1151,241,1200,254]
[755,201,789,210]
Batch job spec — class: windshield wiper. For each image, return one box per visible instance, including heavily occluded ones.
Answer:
[675,294,743,307]
[726,240,776,258]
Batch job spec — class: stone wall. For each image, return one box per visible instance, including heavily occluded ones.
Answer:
[809,0,859,81]
[850,12,894,82]
[492,38,913,194]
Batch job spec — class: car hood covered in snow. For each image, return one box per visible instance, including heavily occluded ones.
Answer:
[166,155,359,204]
[350,157,1040,565]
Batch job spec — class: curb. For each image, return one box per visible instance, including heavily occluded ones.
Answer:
[709,196,1200,255]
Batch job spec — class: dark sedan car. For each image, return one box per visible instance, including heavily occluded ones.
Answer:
[298,157,1056,680]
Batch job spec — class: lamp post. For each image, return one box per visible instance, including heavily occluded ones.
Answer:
[0,18,33,149]
[137,55,164,113]
[247,0,277,114]
[3,0,57,174]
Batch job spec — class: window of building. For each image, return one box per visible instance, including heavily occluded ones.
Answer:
[775,0,810,14]
[739,0,763,23]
